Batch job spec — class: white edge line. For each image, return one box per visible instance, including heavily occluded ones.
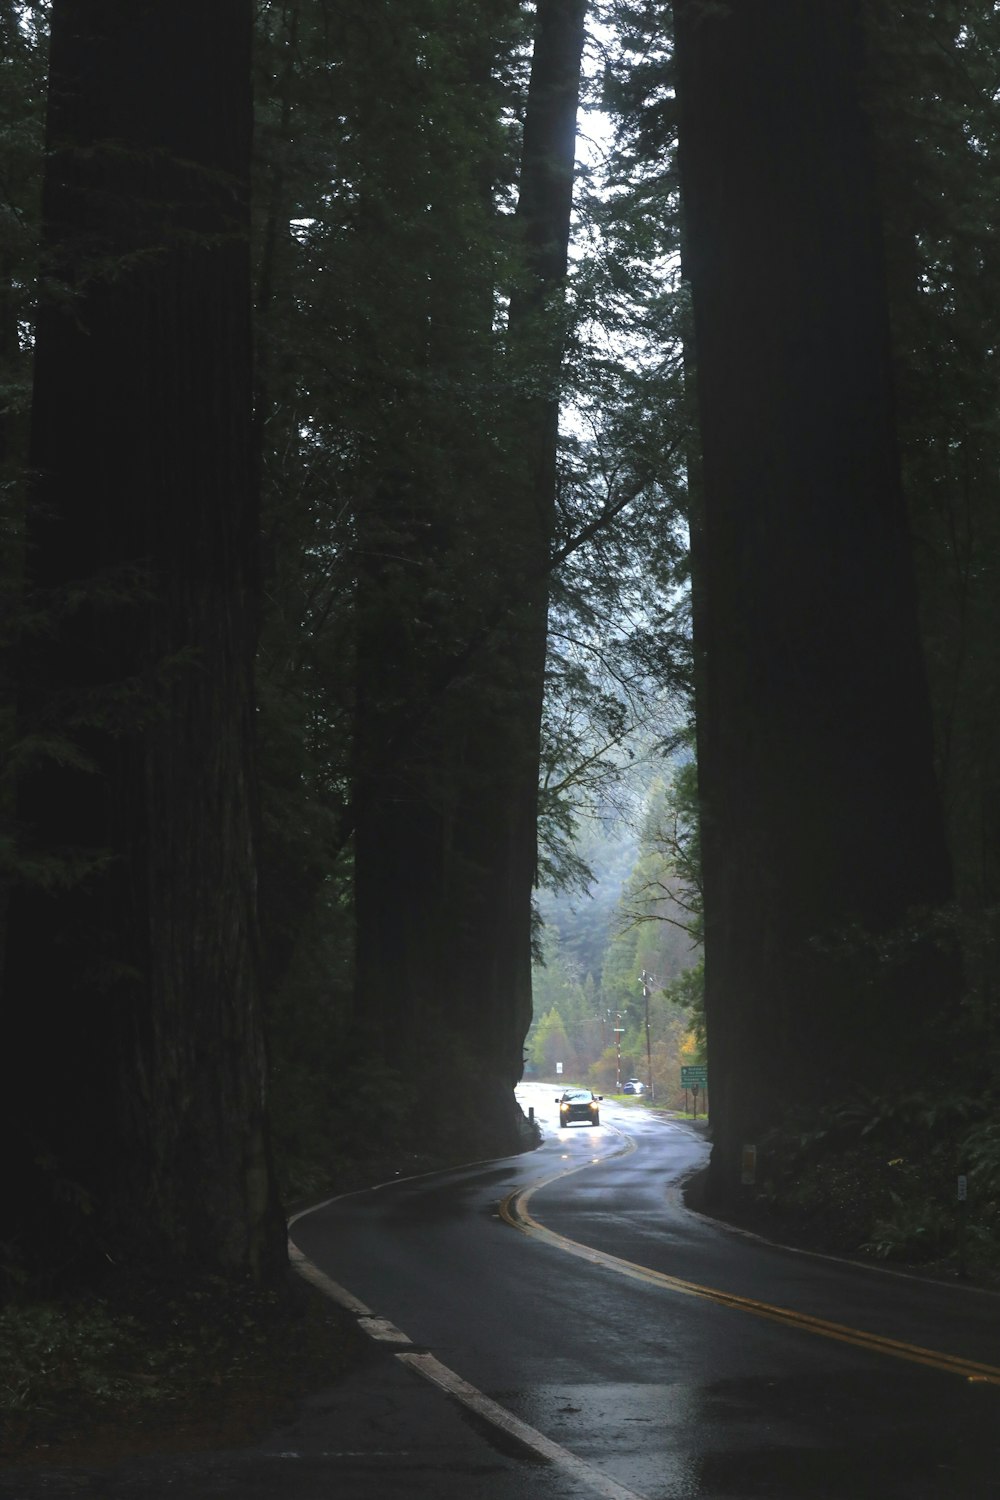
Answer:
[678,1182,1000,1299]
[285,1119,650,1500]
[286,1096,627,1231]
[397,1351,649,1500]
[286,1148,531,1229]
[661,1113,1000,1297]
[287,1116,633,1308]
[288,1238,651,1500]
[358,1316,412,1344]
[287,1240,371,1315]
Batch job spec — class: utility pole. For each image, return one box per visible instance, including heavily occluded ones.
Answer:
[639,972,656,1102]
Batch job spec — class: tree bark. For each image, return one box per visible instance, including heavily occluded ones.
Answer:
[482,0,587,1079]
[673,0,958,1198]
[2,0,285,1281]
[350,0,585,1142]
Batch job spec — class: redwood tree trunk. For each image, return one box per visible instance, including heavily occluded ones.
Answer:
[2,0,285,1280]
[483,0,587,1079]
[673,0,957,1197]
[350,0,584,1145]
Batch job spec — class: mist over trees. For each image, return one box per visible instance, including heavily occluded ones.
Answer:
[1,0,999,1284]
[529,753,703,1100]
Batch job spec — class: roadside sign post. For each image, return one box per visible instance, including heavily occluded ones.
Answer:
[638,972,657,1102]
[680,1064,708,1118]
[613,1019,624,1091]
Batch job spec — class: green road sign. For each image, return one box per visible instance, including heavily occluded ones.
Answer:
[681,1065,708,1087]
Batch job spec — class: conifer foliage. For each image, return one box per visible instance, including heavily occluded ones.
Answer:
[2,0,999,1277]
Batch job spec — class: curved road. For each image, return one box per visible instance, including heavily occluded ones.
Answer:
[289,1082,1000,1500]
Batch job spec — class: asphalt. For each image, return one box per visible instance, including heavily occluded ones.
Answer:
[0,1297,604,1500]
[4,1103,994,1500]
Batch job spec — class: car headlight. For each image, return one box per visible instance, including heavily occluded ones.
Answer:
[589,1101,598,1110]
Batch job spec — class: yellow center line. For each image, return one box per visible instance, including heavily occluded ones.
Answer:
[500,1140,1000,1387]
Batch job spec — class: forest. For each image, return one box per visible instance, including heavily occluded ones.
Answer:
[2,0,999,1317]
[528,757,704,1102]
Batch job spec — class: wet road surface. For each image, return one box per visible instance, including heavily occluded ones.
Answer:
[4,1084,999,1498]
[289,1083,1000,1498]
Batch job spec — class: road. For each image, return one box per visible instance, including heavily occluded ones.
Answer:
[3,1085,998,1498]
[288,1082,1000,1499]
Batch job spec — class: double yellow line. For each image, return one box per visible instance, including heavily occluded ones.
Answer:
[500,1154,1000,1386]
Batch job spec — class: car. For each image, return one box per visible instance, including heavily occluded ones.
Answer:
[556,1088,603,1127]
[622,1078,645,1096]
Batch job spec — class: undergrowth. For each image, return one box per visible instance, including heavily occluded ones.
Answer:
[0,1271,367,1465]
[748,1087,1000,1276]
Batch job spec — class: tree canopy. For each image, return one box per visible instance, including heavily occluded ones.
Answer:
[1,0,998,1282]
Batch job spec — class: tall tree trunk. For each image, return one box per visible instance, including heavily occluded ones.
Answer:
[348,0,516,1108]
[672,0,958,1199]
[474,0,587,1080]
[2,0,285,1281]
[350,0,585,1143]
